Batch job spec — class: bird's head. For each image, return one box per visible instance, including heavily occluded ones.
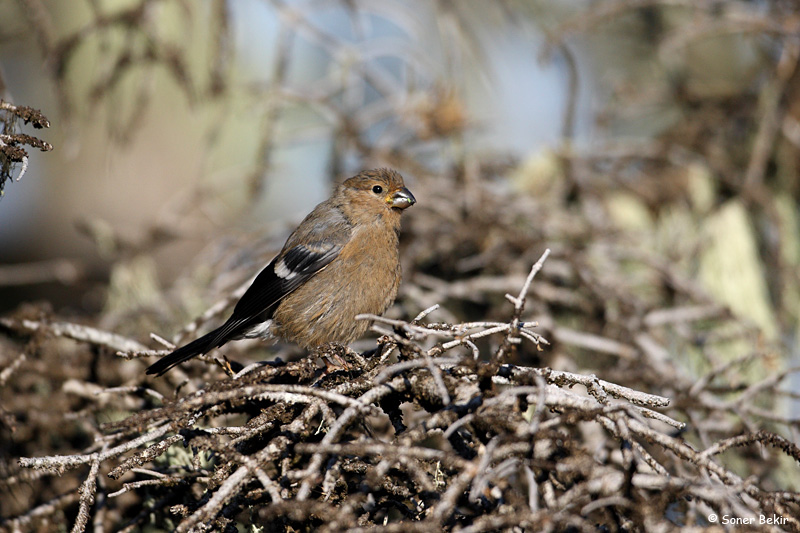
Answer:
[340,168,416,220]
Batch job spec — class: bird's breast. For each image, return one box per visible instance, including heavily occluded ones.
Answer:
[271,223,401,348]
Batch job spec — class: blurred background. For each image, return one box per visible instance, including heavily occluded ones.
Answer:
[2,0,800,377]
[1,1,578,309]
[3,2,798,347]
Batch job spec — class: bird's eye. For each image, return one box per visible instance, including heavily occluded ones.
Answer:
[372,185,383,194]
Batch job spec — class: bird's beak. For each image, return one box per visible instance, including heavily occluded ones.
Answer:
[389,187,416,209]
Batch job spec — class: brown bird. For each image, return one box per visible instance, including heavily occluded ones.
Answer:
[146,168,416,376]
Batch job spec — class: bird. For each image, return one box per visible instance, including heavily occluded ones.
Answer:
[146,168,416,376]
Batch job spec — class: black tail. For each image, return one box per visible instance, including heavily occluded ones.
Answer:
[145,326,226,376]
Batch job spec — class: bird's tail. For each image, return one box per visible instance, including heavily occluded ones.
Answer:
[145,326,225,376]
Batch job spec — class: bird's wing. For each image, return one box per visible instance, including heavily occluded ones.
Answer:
[146,241,344,376]
[205,240,344,346]
[235,241,342,318]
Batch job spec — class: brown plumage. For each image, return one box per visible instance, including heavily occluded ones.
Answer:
[146,168,415,376]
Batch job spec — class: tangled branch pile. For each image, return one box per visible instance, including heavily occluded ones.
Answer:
[2,236,800,531]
